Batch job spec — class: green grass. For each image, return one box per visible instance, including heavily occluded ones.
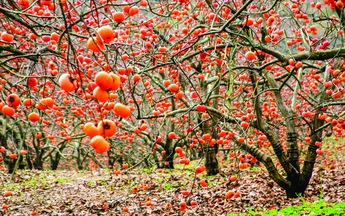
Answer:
[226,199,345,216]
[262,199,345,216]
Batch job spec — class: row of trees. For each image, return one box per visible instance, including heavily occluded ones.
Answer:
[1,0,345,198]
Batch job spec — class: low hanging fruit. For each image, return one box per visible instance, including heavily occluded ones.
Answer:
[90,135,110,153]
[98,119,116,137]
[83,122,100,138]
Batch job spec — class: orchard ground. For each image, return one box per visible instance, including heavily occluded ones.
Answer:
[1,149,344,215]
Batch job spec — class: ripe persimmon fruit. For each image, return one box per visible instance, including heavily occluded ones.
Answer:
[9,153,17,159]
[2,105,15,117]
[95,71,113,91]
[28,112,40,122]
[41,97,54,108]
[225,190,235,199]
[179,201,187,211]
[23,99,34,107]
[245,51,256,60]
[27,77,38,88]
[113,12,125,23]
[93,86,109,102]
[98,119,116,137]
[123,163,129,169]
[3,191,12,197]
[96,25,114,44]
[190,200,198,206]
[139,0,148,6]
[128,6,139,16]
[168,83,179,92]
[1,32,14,43]
[175,147,182,153]
[200,179,208,187]
[90,135,110,153]
[163,80,171,87]
[168,132,176,139]
[6,94,20,108]
[229,175,237,182]
[181,190,189,196]
[195,165,205,174]
[132,74,141,82]
[35,132,43,139]
[114,103,131,118]
[87,37,105,52]
[59,73,76,92]
[109,73,121,90]
[83,122,100,138]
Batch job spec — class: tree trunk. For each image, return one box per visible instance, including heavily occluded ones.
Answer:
[163,147,174,169]
[203,120,219,175]
[285,190,302,198]
[50,154,59,170]
[205,146,219,175]
[285,183,307,198]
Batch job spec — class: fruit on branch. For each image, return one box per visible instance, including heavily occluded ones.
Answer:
[195,165,205,174]
[98,119,116,137]
[87,37,105,52]
[196,104,207,112]
[96,25,114,44]
[59,73,77,92]
[168,132,176,139]
[245,51,256,61]
[95,71,113,91]
[113,12,125,23]
[6,94,20,108]
[93,86,109,102]
[90,135,110,154]
[9,153,17,159]
[114,103,131,118]
[225,190,235,199]
[168,83,179,92]
[1,105,15,117]
[28,112,40,122]
[1,32,14,43]
[83,122,101,138]
[128,6,139,16]
[110,73,121,90]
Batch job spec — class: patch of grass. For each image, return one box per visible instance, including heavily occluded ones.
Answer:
[239,199,345,216]
[164,182,179,191]
[52,177,69,184]
[154,177,166,183]
[208,181,215,186]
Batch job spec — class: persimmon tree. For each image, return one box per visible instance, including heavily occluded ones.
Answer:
[1,0,345,198]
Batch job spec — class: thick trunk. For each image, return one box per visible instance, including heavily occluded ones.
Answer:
[285,183,306,198]
[50,156,59,170]
[7,159,16,173]
[203,120,219,175]
[205,146,219,175]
